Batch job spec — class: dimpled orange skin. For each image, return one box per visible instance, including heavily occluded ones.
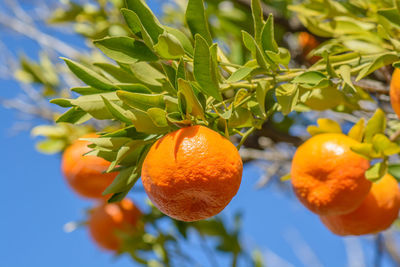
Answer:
[291,133,372,216]
[88,198,142,251]
[320,174,400,236]
[141,125,243,222]
[390,68,400,119]
[61,133,117,199]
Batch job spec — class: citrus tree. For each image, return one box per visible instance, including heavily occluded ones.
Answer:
[3,0,400,266]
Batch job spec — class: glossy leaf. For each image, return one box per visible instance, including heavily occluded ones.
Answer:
[125,0,164,44]
[307,118,342,136]
[193,35,222,101]
[261,14,278,53]
[94,37,158,64]
[365,160,388,182]
[178,79,205,120]
[348,118,365,142]
[185,0,212,45]
[116,91,165,111]
[154,32,185,59]
[364,108,386,143]
[62,58,116,91]
[275,83,299,115]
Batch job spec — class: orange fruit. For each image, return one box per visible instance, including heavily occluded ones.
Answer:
[88,198,142,251]
[141,125,243,222]
[320,173,400,236]
[298,32,321,64]
[291,133,371,215]
[390,68,400,119]
[61,133,117,199]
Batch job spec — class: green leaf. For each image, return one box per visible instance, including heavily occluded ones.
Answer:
[62,58,116,91]
[130,107,170,134]
[71,86,106,95]
[115,83,152,94]
[103,167,140,195]
[365,160,388,182]
[50,98,73,108]
[176,58,186,88]
[348,118,365,142]
[307,118,342,136]
[242,31,270,69]
[256,81,269,118]
[337,65,356,93]
[125,0,164,44]
[389,164,400,181]
[130,62,165,87]
[265,48,291,67]
[185,0,212,45]
[70,92,122,120]
[178,79,205,120]
[31,125,66,138]
[116,91,165,111]
[378,8,400,27]
[351,143,375,160]
[36,139,65,155]
[102,96,132,124]
[82,137,132,150]
[121,8,154,47]
[147,108,169,127]
[372,134,400,156]
[94,37,158,64]
[228,107,252,128]
[356,53,399,81]
[164,26,194,56]
[275,83,299,115]
[193,35,222,101]
[364,108,386,143]
[93,63,138,83]
[303,87,344,111]
[251,0,264,44]
[154,32,185,59]
[226,66,255,83]
[261,14,278,53]
[292,71,329,89]
[56,106,92,124]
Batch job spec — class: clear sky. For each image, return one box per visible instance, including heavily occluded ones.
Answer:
[0,0,397,266]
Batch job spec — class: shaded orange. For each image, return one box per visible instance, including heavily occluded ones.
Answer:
[88,198,142,251]
[390,68,400,119]
[141,125,243,222]
[61,133,117,199]
[298,32,321,64]
[320,174,400,236]
[291,133,371,215]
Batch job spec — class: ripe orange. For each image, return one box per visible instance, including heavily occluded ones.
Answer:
[88,198,142,251]
[390,68,400,119]
[320,174,400,236]
[298,32,321,64]
[141,125,243,222]
[291,133,371,215]
[61,133,117,199]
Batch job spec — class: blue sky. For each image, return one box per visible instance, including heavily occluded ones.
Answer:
[0,0,397,266]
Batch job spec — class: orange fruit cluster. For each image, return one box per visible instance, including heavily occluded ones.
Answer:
[291,133,400,236]
[61,133,142,251]
[141,125,243,222]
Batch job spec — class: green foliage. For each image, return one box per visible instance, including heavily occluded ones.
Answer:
[10,0,400,265]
